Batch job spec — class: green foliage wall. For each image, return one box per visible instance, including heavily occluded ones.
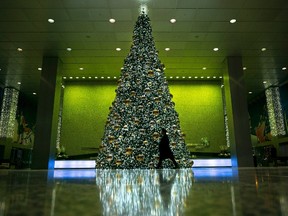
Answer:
[61,81,225,156]
[170,81,226,153]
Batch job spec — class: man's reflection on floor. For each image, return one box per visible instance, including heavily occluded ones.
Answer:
[158,169,178,209]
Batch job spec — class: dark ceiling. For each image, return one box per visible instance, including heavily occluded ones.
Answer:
[0,0,288,102]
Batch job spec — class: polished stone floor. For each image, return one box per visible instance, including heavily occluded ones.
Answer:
[0,167,287,216]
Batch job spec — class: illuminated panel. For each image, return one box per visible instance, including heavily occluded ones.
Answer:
[192,159,232,167]
[0,87,19,138]
[54,159,231,169]
[265,87,286,136]
[54,160,96,169]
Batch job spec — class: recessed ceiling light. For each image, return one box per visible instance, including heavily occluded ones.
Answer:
[243,67,247,70]
[221,85,224,88]
[165,48,170,51]
[48,18,55,23]
[95,77,98,79]
[230,19,237,23]
[69,77,73,79]
[207,76,210,79]
[263,81,267,84]
[38,67,42,71]
[116,48,121,51]
[79,67,84,70]
[195,76,198,79]
[249,92,253,94]
[170,76,173,79]
[33,92,37,95]
[188,76,191,79]
[182,76,185,79]
[17,82,21,85]
[63,77,67,79]
[101,76,104,79]
[76,77,79,79]
[17,48,23,52]
[261,47,266,51]
[213,48,219,51]
[200,76,204,79]
[67,47,72,51]
[213,76,216,78]
[219,76,222,78]
[109,18,116,23]
[82,77,85,79]
[88,76,92,79]
[114,76,117,79]
[282,67,287,70]
[170,18,176,23]
[107,76,111,79]
[176,76,179,79]
[202,67,207,70]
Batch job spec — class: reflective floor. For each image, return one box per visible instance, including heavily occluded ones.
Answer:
[0,167,288,216]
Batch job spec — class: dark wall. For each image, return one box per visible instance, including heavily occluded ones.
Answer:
[248,93,271,142]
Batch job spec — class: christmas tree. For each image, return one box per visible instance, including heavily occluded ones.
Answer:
[95,12,193,169]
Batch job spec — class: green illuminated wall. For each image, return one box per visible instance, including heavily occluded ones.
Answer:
[61,81,225,156]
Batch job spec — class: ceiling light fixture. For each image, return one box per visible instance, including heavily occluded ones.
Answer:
[219,76,223,78]
[261,47,266,51]
[230,19,237,23]
[88,77,92,79]
[69,77,73,79]
[200,76,204,79]
[17,82,21,85]
[48,19,55,23]
[82,77,85,79]
[63,77,67,79]
[243,67,247,70]
[116,48,121,51]
[109,18,116,23]
[263,81,267,84]
[249,92,253,94]
[79,67,84,70]
[67,47,72,51]
[207,76,210,78]
[202,67,206,70]
[38,67,42,71]
[282,67,287,70]
[170,18,176,23]
[76,77,79,79]
[33,92,37,95]
[17,48,23,52]
[213,48,219,51]
[213,76,216,78]
[195,76,198,79]
[165,48,170,51]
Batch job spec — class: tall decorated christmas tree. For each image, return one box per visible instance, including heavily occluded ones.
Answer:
[96,12,192,169]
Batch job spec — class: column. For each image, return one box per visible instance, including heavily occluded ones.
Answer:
[223,56,254,167]
[31,57,62,169]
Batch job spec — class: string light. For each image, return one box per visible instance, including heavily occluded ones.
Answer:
[265,86,286,136]
[0,88,19,138]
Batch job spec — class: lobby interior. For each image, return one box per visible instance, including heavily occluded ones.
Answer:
[0,0,288,215]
